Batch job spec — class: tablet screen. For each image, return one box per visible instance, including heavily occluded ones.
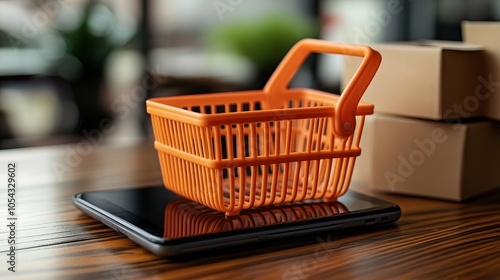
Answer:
[77,185,399,240]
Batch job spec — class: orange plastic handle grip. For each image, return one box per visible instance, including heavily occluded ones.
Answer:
[264,38,381,138]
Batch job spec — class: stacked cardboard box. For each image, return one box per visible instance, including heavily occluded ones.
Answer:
[343,33,500,201]
[463,21,500,121]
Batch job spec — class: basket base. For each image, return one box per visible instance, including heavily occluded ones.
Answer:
[225,211,241,217]
[323,196,339,203]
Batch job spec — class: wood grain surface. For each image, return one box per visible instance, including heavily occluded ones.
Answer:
[0,141,499,280]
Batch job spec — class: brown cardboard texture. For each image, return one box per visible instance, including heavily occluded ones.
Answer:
[351,114,500,201]
[343,41,485,120]
[463,21,500,121]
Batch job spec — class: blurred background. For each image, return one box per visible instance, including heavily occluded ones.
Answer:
[1,0,499,149]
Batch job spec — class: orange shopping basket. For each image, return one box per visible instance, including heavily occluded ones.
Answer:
[147,38,381,216]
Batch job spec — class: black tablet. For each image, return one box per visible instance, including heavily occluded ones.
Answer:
[73,185,401,257]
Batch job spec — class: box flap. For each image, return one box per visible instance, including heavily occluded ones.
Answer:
[462,21,500,47]
[416,40,484,51]
[463,21,500,121]
[373,41,483,51]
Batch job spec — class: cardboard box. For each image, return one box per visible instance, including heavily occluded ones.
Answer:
[343,41,485,120]
[463,21,500,121]
[351,114,500,201]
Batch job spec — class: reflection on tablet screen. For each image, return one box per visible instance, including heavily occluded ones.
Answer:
[164,199,348,238]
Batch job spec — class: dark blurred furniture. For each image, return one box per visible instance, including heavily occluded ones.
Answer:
[0,77,79,149]
[0,71,78,149]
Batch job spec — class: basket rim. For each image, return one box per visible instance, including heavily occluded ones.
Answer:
[147,88,373,127]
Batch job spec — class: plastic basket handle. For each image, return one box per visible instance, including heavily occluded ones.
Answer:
[263,38,381,138]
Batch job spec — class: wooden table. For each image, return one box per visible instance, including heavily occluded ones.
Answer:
[1,141,499,279]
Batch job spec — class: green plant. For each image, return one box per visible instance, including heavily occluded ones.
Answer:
[209,12,318,71]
